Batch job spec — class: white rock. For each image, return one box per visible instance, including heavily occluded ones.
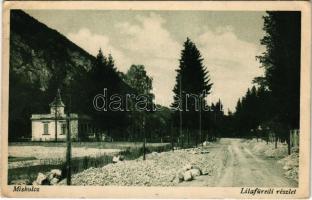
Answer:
[183,170,193,181]
[189,168,201,177]
[50,178,59,185]
[192,166,202,174]
[176,171,184,182]
[283,165,291,170]
[47,173,54,181]
[203,141,211,146]
[112,156,120,163]
[36,173,47,185]
[182,164,192,171]
[50,169,62,177]
[202,171,209,175]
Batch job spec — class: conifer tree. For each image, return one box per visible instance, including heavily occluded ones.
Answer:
[256,12,301,154]
[88,49,129,140]
[171,38,213,145]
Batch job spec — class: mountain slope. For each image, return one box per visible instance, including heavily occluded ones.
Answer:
[9,10,97,140]
[10,9,95,91]
[9,10,135,141]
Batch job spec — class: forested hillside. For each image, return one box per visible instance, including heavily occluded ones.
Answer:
[9,10,162,142]
[9,10,95,140]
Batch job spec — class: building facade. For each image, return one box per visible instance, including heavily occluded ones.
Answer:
[31,90,94,141]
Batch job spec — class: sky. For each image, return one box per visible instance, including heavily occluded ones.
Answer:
[25,10,266,112]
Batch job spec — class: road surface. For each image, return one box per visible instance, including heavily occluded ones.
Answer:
[180,138,297,187]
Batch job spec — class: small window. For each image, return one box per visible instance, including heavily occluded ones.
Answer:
[43,123,49,135]
[61,123,66,135]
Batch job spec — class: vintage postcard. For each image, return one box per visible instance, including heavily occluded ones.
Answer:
[1,1,311,198]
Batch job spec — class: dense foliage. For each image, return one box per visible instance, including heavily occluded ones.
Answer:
[229,12,301,154]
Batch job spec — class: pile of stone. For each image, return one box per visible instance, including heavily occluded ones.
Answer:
[32,169,62,185]
[180,147,209,155]
[65,149,217,186]
[175,164,203,183]
[150,152,159,156]
[202,141,210,146]
[278,153,299,182]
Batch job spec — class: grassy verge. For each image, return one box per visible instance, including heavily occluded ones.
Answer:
[8,156,37,162]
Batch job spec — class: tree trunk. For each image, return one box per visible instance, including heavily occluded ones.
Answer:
[195,132,198,147]
[199,107,202,146]
[54,105,58,142]
[180,132,183,149]
[287,129,291,155]
[170,121,174,151]
[143,137,146,160]
[187,128,190,146]
[266,132,269,145]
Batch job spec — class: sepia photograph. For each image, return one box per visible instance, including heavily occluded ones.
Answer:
[1,1,310,198]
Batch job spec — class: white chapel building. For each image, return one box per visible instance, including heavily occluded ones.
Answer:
[31,90,93,141]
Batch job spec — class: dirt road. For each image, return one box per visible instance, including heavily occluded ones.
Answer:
[180,138,297,187]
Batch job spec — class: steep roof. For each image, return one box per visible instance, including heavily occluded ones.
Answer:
[49,89,65,107]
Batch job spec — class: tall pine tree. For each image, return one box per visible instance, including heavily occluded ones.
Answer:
[171,38,213,145]
[87,49,129,140]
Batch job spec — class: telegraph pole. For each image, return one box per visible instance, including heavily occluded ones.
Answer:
[142,86,147,161]
[170,119,174,151]
[66,95,72,185]
[199,96,202,146]
[54,102,58,142]
[143,114,146,160]
[179,75,183,148]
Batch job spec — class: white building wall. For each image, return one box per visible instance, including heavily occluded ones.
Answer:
[31,119,78,141]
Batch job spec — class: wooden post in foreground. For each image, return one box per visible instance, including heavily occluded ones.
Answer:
[199,97,202,147]
[171,120,174,152]
[143,114,146,160]
[66,97,72,185]
[179,75,183,149]
[54,103,58,142]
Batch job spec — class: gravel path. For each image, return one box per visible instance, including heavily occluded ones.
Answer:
[181,139,298,187]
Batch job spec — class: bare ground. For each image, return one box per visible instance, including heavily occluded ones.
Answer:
[180,138,298,187]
